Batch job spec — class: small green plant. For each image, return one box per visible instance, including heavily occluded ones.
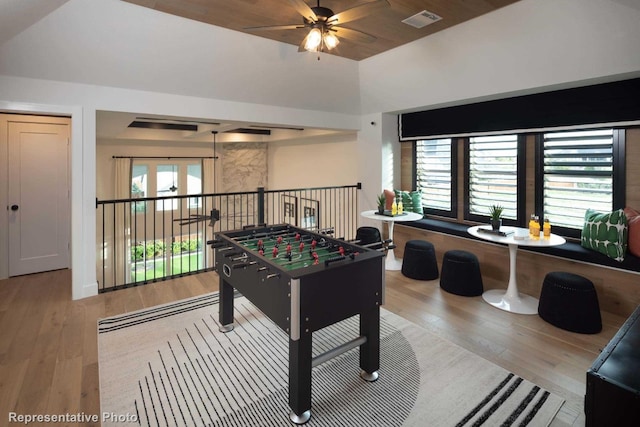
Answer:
[489,204,504,220]
[377,193,386,209]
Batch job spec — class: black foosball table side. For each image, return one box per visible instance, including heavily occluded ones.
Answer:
[212,225,385,424]
[285,255,384,422]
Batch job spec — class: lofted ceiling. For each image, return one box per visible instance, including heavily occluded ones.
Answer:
[121,0,521,61]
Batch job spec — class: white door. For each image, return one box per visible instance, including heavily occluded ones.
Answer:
[7,118,70,276]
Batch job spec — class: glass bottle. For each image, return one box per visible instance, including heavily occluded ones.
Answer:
[397,197,404,215]
[528,214,536,238]
[543,218,551,238]
[532,215,540,239]
[391,197,398,216]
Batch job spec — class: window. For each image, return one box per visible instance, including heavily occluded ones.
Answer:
[465,135,523,223]
[410,126,627,238]
[129,160,206,283]
[131,161,203,212]
[157,164,178,211]
[415,139,455,216]
[537,129,624,237]
[187,164,203,208]
[131,164,148,213]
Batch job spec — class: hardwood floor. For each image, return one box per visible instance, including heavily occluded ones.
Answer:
[0,268,626,426]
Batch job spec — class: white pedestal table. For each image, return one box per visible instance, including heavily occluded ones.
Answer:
[468,225,566,315]
[361,210,423,271]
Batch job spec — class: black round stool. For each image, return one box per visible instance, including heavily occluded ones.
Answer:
[440,250,483,296]
[401,240,438,280]
[538,272,602,334]
[356,226,382,245]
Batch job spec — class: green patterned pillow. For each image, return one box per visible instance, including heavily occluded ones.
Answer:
[581,209,628,262]
[394,190,423,214]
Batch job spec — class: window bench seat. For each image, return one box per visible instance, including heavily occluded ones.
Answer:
[392,218,640,318]
[404,218,640,274]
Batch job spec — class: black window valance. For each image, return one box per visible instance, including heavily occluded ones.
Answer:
[399,77,640,141]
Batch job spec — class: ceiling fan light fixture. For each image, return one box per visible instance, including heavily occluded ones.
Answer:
[323,31,339,50]
[304,27,339,52]
[304,28,322,51]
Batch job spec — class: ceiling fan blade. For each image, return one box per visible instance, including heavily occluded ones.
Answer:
[332,26,377,43]
[287,0,318,22]
[328,0,389,26]
[245,24,305,31]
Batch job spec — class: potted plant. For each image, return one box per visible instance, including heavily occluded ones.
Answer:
[377,193,386,214]
[489,204,504,230]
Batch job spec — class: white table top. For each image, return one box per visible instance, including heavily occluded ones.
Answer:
[361,210,423,222]
[468,225,566,247]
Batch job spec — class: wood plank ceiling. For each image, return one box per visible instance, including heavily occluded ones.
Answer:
[121,0,521,61]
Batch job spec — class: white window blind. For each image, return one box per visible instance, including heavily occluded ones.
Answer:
[543,129,613,229]
[468,135,518,219]
[416,139,452,211]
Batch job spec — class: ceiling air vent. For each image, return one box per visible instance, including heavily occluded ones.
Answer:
[224,128,271,135]
[402,10,442,29]
[128,121,198,132]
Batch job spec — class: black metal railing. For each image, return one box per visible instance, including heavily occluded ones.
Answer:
[96,184,361,292]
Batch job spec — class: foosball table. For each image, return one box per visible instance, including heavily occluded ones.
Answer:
[210,224,385,424]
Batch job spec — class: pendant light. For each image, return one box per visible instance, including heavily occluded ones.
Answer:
[169,164,177,192]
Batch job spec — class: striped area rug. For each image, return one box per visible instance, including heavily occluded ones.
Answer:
[98,293,564,427]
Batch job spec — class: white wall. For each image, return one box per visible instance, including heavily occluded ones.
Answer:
[0,0,361,115]
[268,134,359,190]
[356,112,401,231]
[358,0,640,115]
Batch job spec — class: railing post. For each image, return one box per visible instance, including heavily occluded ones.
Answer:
[257,187,265,225]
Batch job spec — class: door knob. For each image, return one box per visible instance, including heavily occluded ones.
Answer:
[10,205,19,211]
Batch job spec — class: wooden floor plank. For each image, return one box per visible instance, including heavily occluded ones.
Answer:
[79,362,101,425]
[0,360,29,421]
[46,355,84,415]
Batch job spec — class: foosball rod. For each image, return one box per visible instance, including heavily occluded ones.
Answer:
[234,229,293,243]
[274,246,354,268]
[244,234,317,250]
[312,336,367,368]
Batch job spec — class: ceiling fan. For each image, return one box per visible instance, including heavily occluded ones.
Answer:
[246,0,389,55]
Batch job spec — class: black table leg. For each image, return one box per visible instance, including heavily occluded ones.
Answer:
[219,278,235,332]
[289,333,312,424]
[359,305,380,381]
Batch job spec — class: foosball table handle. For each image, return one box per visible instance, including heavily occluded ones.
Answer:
[324,255,347,267]
[206,239,226,248]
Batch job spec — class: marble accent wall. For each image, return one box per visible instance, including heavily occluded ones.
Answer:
[220,141,268,228]
[221,141,267,192]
